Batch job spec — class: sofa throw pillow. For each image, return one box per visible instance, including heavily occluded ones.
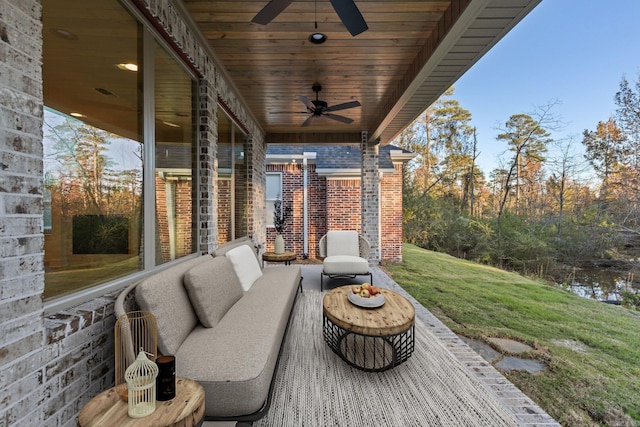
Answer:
[184,256,244,328]
[327,230,360,257]
[225,244,263,291]
[135,256,206,355]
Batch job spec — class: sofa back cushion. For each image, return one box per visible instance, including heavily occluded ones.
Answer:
[214,237,260,263]
[225,244,263,291]
[184,256,244,328]
[135,256,207,355]
[326,230,360,258]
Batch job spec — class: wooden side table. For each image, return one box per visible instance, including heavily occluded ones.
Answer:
[261,251,296,267]
[79,377,205,427]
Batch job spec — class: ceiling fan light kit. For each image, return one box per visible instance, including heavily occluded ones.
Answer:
[309,33,327,44]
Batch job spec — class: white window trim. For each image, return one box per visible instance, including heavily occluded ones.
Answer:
[266,172,283,229]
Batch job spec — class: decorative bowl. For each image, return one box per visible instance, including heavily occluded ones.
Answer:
[348,292,385,308]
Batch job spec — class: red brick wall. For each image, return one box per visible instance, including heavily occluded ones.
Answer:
[327,179,361,233]
[381,164,403,262]
[265,161,405,262]
[155,176,193,263]
[218,179,231,244]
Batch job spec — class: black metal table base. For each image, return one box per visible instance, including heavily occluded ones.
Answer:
[323,314,415,372]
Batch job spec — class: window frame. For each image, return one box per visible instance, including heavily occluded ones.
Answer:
[44,0,200,314]
[265,172,283,229]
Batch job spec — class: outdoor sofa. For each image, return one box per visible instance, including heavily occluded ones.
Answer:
[114,237,302,425]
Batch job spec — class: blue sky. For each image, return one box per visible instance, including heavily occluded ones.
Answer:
[453,0,640,175]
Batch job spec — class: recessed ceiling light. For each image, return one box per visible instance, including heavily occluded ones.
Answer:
[94,87,115,96]
[309,33,327,44]
[51,28,77,40]
[116,63,138,72]
[70,112,84,118]
[162,121,180,128]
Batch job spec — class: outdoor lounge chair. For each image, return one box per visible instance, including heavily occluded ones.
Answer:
[319,230,372,291]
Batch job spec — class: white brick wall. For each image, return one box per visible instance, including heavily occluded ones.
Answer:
[0,0,264,425]
[0,0,47,425]
[361,131,381,262]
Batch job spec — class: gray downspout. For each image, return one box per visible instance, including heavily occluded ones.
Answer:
[303,156,309,258]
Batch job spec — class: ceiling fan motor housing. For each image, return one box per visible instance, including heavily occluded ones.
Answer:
[311,99,328,113]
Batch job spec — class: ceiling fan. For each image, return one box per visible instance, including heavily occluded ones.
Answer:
[272,84,362,127]
[252,0,368,37]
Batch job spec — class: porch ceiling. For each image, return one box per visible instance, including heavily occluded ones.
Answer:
[182,0,541,144]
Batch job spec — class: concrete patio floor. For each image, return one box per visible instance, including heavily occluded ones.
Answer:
[204,264,559,426]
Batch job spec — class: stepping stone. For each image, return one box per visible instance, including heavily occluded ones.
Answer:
[487,337,534,354]
[458,336,501,363]
[495,356,547,374]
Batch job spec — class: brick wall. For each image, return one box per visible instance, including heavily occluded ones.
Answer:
[327,179,362,232]
[0,0,264,425]
[361,133,380,261]
[0,0,48,425]
[265,163,327,257]
[381,163,403,262]
[266,157,405,262]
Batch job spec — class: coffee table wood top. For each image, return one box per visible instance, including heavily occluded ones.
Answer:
[323,286,415,336]
[262,251,296,262]
[78,377,204,427]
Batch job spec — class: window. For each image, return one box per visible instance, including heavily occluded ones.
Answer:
[265,173,283,228]
[217,107,248,243]
[42,0,197,299]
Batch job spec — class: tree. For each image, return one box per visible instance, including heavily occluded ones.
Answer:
[497,112,551,216]
[582,118,625,196]
[546,137,590,236]
[615,75,640,166]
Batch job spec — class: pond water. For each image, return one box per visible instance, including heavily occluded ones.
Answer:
[559,268,640,303]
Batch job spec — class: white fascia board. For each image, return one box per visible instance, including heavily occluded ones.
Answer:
[266,152,317,164]
[317,168,395,178]
[389,150,417,163]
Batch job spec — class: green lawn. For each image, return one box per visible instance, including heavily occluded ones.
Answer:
[386,244,640,426]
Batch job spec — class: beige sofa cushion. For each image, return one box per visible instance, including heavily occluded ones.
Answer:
[184,256,244,328]
[135,256,209,356]
[176,265,301,418]
[214,236,260,263]
[225,244,263,291]
[326,230,360,257]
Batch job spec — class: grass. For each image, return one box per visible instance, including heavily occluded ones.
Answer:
[386,243,640,426]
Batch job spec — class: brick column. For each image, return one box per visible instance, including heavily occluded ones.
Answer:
[360,131,380,262]
[198,77,217,254]
[0,0,47,423]
[248,133,267,250]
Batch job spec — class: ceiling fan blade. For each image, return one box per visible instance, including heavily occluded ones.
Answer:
[269,111,308,114]
[324,113,354,124]
[325,100,361,112]
[298,95,316,111]
[329,0,368,36]
[252,0,295,25]
[301,115,315,127]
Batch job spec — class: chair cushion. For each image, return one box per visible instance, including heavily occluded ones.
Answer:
[326,230,360,257]
[183,256,244,328]
[135,256,209,355]
[323,255,370,275]
[225,244,263,291]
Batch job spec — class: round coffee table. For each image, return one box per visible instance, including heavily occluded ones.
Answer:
[78,377,205,426]
[322,286,415,372]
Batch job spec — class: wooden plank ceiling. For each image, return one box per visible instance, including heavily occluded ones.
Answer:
[183,0,541,144]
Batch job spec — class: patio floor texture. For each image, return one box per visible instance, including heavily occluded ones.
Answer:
[203,264,559,427]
